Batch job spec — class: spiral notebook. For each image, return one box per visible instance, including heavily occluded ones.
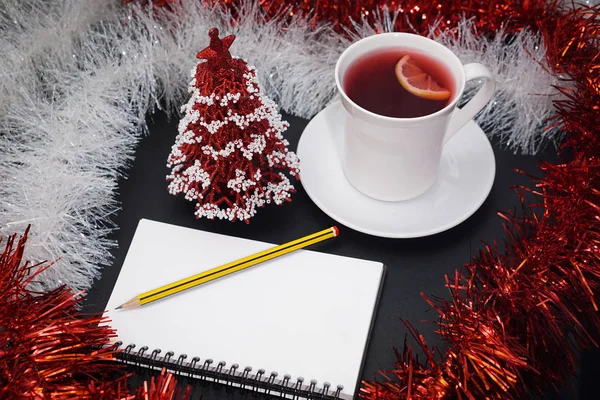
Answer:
[105,219,385,399]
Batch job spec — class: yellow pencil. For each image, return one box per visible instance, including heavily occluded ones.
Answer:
[116,226,339,310]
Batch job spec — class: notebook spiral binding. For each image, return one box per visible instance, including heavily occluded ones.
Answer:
[114,342,345,399]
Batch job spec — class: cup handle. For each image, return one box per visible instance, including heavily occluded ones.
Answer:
[443,63,495,144]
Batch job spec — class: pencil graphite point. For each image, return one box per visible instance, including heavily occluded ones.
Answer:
[116,297,141,310]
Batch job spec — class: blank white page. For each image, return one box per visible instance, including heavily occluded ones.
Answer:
[106,219,384,398]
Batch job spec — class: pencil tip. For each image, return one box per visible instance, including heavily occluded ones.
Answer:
[115,305,122,310]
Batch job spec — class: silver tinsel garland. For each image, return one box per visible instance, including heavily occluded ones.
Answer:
[0,0,569,291]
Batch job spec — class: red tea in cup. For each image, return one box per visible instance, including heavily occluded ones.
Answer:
[343,48,455,118]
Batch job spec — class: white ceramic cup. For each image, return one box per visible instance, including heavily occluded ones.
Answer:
[335,32,495,201]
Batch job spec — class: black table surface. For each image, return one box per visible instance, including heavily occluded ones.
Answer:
[83,111,597,399]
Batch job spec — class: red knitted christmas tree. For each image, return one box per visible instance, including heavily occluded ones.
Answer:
[167,28,300,223]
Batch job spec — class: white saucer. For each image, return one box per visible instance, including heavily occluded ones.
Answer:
[297,101,496,238]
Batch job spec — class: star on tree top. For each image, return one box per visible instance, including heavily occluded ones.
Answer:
[196,28,236,64]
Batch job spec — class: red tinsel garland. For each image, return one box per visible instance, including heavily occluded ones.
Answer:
[125,0,563,36]
[0,228,193,399]
[0,227,120,398]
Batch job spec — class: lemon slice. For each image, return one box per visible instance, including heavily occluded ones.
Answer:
[394,54,451,101]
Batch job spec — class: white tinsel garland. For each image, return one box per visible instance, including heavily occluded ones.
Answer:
[0,0,570,291]
[430,20,565,154]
